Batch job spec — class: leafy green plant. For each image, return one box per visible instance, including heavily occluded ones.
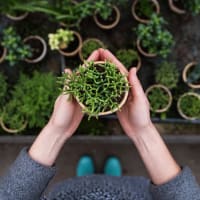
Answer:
[183,0,200,15]
[60,61,129,118]
[136,14,174,58]
[155,62,179,89]
[116,49,139,69]
[48,29,74,50]
[187,63,200,84]
[2,27,32,66]
[0,73,7,111]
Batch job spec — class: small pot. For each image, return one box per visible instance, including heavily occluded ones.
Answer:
[79,38,105,62]
[59,31,82,57]
[6,12,28,21]
[177,92,200,120]
[145,84,173,113]
[136,39,157,58]
[132,0,160,24]
[183,61,200,89]
[0,45,7,64]
[93,5,120,30]
[76,61,129,116]
[132,54,142,72]
[168,0,186,15]
[24,35,47,63]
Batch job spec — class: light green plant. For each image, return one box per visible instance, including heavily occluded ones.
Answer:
[183,0,200,15]
[60,61,129,118]
[48,29,74,50]
[187,63,200,84]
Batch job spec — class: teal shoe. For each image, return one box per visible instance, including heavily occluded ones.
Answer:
[104,156,122,176]
[76,155,95,177]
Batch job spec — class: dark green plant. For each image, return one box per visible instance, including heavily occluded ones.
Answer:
[136,14,174,58]
[60,61,129,118]
[179,94,200,118]
[183,0,200,15]
[116,49,139,69]
[2,27,32,66]
[155,62,179,89]
[187,64,200,84]
[0,73,7,111]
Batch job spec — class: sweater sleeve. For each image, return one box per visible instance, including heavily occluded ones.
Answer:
[150,167,200,200]
[0,147,56,200]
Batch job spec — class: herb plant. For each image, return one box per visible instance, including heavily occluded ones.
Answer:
[61,61,129,118]
[2,27,32,66]
[0,73,7,111]
[187,63,200,84]
[183,0,200,15]
[155,62,179,89]
[136,14,174,58]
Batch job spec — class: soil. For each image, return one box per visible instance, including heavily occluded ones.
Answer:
[0,45,4,58]
[62,33,79,53]
[173,0,185,10]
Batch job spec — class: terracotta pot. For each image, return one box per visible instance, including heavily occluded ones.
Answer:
[75,61,129,116]
[182,61,200,89]
[59,31,82,57]
[0,45,7,64]
[132,0,160,24]
[145,84,173,113]
[168,0,186,15]
[134,54,142,72]
[136,39,157,58]
[6,12,28,21]
[93,6,120,30]
[79,38,105,62]
[24,35,47,63]
[177,92,200,120]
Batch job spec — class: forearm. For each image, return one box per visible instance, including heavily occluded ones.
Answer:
[131,123,181,185]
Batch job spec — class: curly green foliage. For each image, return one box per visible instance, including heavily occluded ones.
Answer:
[147,87,169,112]
[0,73,7,110]
[82,40,104,60]
[155,62,179,89]
[136,0,155,18]
[116,49,139,69]
[61,61,129,118]
[187,64,200,84]
[136,14,174,58]
[183,0,200,15]
[179,94,200,118]
[2,27,32,66]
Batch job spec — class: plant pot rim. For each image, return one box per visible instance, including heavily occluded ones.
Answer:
[93,5,120,30]
[79,38,106,62]
[183,61,200,89]
[58,31,82,57]
[168,0,186,15]
[23,35,47,63]
[136,39,157,58]
[0,46,7,64]
[145,84,173,113]
[0,117,27,134]
[132,0,160,24]
[133,53,142,72]
[6,12,28,21]
[75,61,129,116]
[177,92,200,120]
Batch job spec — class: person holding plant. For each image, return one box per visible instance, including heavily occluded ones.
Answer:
[0,49,199,200]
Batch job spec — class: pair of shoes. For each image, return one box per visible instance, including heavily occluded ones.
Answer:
[76,156,122,177]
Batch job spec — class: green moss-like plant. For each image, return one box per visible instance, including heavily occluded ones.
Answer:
[187,63,200,85]
[0,73,7,112]
[183,0,200,15]
[155,62,179,89]
[116,49,139,69]
[60,61,129,118]
[136,14,174,58]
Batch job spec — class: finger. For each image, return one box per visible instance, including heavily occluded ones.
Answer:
[87,50,100,61]
[64,68,72,74]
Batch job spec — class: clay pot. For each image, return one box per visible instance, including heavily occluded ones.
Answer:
[79,38,105,62]
[0,45,7,64]
[59,31,82,57]
[132,0,160,23]
[177,92,200,120]
[76,61,129,116]
[24,36,47,63]
[6,12,28,21]
[132,54,142,71]
[136,39,157,58]
[145,84,173,113]
[93,6,120,30]
[182,61,200,89]
[168,0,186,15]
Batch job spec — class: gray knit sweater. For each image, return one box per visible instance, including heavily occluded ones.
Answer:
[0,148,200,200]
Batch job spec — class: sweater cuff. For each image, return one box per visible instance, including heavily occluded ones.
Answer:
[150,167,200,200]
[0,147,56,200]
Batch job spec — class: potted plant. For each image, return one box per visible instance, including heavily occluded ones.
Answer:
[116,49,141,71]
[168,0,186,15]
[177,92,200,120]
[79,38,105,61]
[136,14,174,58]
[155,61,180,89]
[145,84,173,114]
[183,61,200,89]
[0,44,7,64]
[48,28,82,57]
[1,27,32,66]
[132,0,160,24]
[60,61,129,118]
